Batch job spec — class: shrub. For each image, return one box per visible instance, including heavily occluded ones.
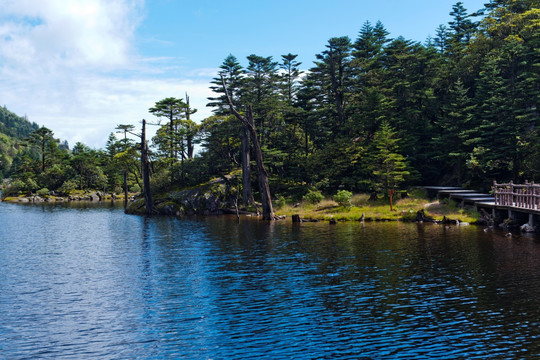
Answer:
[37,188,50,197]
[333,190,352,207]
[130,184,141,193]
[59,180,78,194]
[25,178,39,192]
[303,190,324,204]
[2,179,26,197]
[276,195,287,209]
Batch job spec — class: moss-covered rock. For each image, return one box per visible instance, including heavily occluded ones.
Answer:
[126,176,239,216]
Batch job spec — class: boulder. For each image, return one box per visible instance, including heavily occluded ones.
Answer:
[126,176,238,216]
[520,223,536,233]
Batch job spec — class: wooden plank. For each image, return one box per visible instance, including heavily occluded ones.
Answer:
[423,186,463,190]
[438,189,477,194]
[450,193,491,199]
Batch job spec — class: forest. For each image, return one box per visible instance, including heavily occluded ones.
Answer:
[1,0,538,207]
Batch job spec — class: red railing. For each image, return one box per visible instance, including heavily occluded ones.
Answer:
[493,181,540,210]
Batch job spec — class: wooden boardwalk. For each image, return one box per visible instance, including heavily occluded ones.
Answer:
[492,181,540,211]
[423,186,494,208]
[425,182,540,227]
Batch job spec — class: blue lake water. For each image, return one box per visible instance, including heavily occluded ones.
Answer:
[2,201,540,359]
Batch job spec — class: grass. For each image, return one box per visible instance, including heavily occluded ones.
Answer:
[275,191,480,223]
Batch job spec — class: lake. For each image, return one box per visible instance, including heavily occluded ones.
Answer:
[2,201,540,359]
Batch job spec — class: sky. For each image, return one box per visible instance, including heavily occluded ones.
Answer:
[0,0,488,148]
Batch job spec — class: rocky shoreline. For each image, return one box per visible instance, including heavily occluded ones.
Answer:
[126,176,241,216]
[1,191,123,203]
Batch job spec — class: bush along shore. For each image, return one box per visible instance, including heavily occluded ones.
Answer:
[123,178,479,226]
[275,191,479,225]
[1,190,130,203]
[1,175,480,226]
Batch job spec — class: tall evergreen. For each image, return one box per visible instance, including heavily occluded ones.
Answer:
[208,55,244,114]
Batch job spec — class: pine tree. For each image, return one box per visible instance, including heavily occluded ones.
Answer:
[280,53,302,105]
[208,55,244,115]
[149,97,188,162]
[433,79,476,185]
[371,121,410,196]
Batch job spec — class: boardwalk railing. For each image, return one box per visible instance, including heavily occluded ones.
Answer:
[493,181,540,210]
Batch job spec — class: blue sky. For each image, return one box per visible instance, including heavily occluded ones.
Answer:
[0,0,487,148]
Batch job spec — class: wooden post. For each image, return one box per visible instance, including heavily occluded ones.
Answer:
[510,181,514,207]
[493,180,498,205]
[388,188,394,211]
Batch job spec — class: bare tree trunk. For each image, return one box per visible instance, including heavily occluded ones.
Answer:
[123,171,128,209]
[185,93,195,159]
[141,119,155,214]
[221,74,275,220]
[246,106,274,220]
[241,124,252,207]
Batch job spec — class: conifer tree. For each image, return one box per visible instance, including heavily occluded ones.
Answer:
[371,121,410,197]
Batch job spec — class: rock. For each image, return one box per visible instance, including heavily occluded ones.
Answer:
[416,209,434,222]
[499,217,519,230]
[156,202,180,216]
[520,223,535,233]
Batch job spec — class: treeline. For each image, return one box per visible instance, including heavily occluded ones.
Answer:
[1,124,141,197]
[200,0,539,194]
[3,0,539,202]
[0,106,39,179]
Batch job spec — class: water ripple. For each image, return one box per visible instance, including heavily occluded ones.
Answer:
[2,204,540,358]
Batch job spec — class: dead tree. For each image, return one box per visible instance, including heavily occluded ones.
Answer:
[241,125,252,207]
[221,74,275,220]
[141,119,156,214]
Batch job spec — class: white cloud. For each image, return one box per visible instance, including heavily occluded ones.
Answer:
[0,0,141,68]
[0,0,216,148]
[35,75,215,148]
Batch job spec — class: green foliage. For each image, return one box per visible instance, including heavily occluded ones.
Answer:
[275,195,287,209]
[0,106,39,138]
[2,1,537,200]
[371,121,411,194]
[303,189,324,204]
[333,190,353,207]
[59,180,77,194]
[37,188,49,197]
[3,179,26,197]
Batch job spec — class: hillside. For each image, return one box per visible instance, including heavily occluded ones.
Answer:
[0,106,39,178]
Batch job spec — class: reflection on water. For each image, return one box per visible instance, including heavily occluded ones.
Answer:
[2,202,540,358]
